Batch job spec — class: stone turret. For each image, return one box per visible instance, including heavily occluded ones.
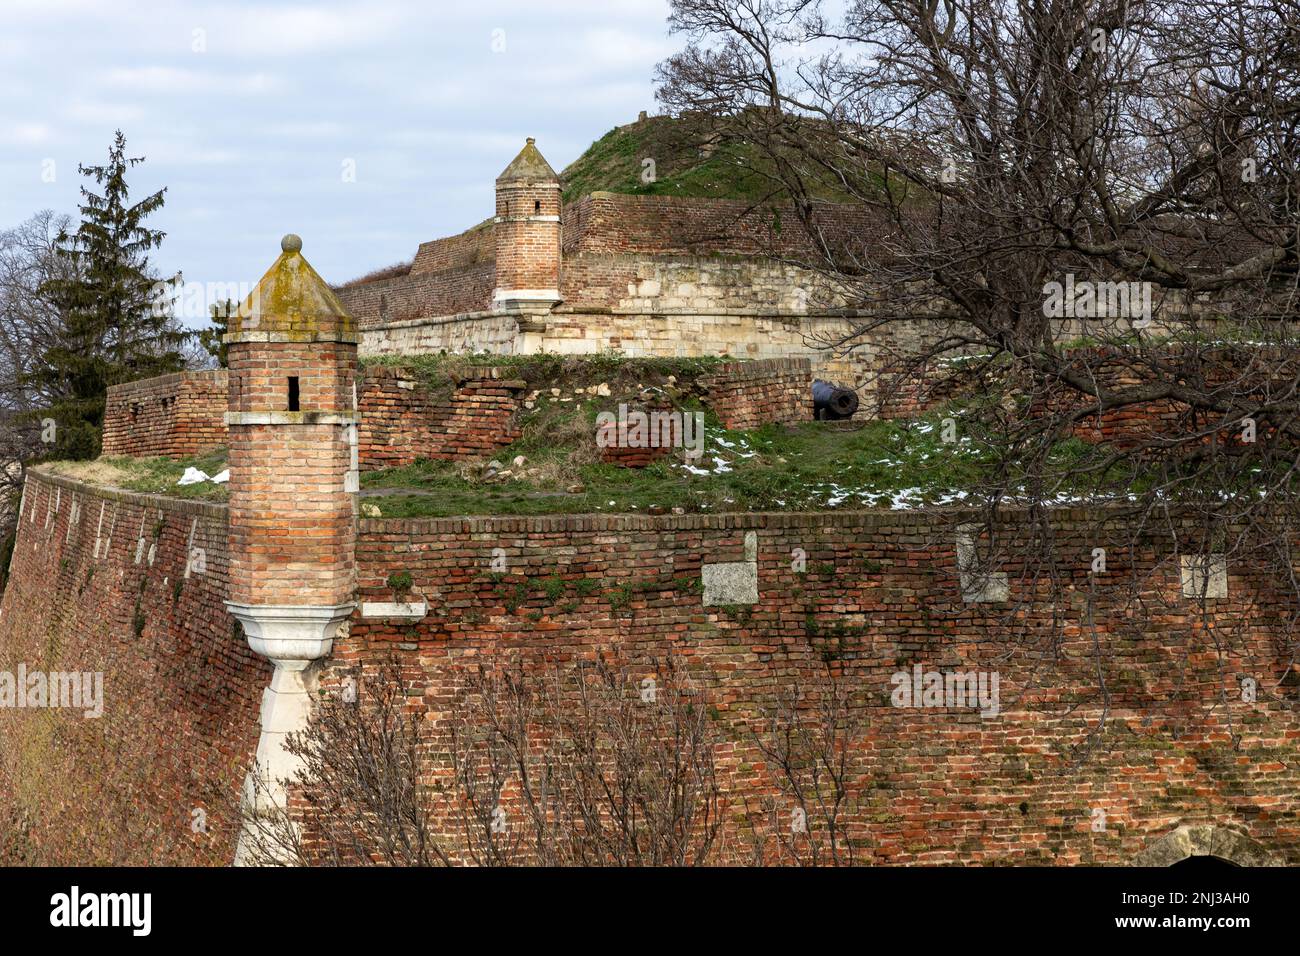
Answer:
[224,233,359,864]
[493,137,562,311]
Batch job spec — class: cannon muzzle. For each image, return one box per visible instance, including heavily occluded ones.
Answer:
[812,379,860,420]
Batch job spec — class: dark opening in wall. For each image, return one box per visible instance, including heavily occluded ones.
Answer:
[534,200,540,214]
[288,377,300,412]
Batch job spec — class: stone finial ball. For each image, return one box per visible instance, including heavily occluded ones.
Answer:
[281,233,303,253]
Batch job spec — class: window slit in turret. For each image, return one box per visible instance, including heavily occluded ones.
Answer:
[288,376,300,412]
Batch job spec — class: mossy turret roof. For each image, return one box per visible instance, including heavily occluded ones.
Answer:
[497,137,558,184]
[227,234,357,343]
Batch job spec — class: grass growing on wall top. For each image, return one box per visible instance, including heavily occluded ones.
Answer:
[360,405,1100,519]
[360,351,731,390]
[40,448,230,501]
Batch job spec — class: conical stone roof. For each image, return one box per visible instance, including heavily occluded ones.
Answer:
[496,138,558,184]
[225,234,357,343]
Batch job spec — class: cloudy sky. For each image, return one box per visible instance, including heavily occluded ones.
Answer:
[2,0,675,316]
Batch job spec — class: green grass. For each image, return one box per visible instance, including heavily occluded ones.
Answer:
[42,448,230,501]
[559,116,870,206]
[359,404,1102,519]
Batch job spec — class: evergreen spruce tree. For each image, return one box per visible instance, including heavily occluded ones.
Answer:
[198,299,233,368]
[34,130,189,459]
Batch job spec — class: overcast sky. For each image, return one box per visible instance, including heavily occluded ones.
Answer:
[2,0,675,316]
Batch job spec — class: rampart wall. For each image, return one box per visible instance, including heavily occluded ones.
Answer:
[2,469,1296,864]
[335,506,1300,864]
[0,470,265,865]
[102,371,229,459]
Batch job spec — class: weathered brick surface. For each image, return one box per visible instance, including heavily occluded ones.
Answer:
[597,430,674,468]
[225,341,357,609]
[0,471,266,865]
[101,371,228,458]
[880,346,1274,450]
[339,263,496,328]
[340,508,1300,865]
[410,223,493,276]
[101,358,818,472]
[700,358,811,430]
[358,366,526,469]
[3,473,1297,864]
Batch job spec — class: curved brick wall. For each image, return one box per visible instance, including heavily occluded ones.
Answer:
[3,469,1296,864]
[0,471,266,865]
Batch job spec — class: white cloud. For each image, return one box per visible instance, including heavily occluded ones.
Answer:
[3,0,679,289]
[61,98,147,126]
[103,66,282,95]
[217,5,404,56]
[10,123,53,145]
[578,27,676,66]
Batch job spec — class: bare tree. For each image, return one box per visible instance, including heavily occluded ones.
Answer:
[230,656,446,867]
[447,656,723,866]
[238,654,724,866]
[656,0,1300,721]
[746,664,867,866]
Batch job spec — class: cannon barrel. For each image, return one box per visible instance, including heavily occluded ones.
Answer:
[812,379,860,420]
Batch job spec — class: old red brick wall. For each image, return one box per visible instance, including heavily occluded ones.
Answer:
[101,364,525,470]
[358,366,526,469]
[700,358,811,429]
[339,193,888,330]
[411,224,494,276]
[360,359,813,472]
[0,470,266,865]
[879,346,1274,449]
[101,371,228,459]
[2,468,1296,864]
[342,508,1300,864]
[339,263,496,328]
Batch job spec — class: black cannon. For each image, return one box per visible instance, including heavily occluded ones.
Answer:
[812,379,860,420]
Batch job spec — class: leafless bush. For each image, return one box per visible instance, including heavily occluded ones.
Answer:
[447,655,723,866]
[239,654,724,866]
[745,664,868,866]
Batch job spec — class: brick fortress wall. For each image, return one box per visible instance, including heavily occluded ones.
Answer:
[0,470,266,865]
[101,371,228,458]
[358,366,526,470]
[699,357,811,430]
[2,470,1296,864]
[339,507,1300,864]
[102,359,816,470]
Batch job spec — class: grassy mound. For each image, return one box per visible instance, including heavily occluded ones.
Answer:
[559,114,864,205]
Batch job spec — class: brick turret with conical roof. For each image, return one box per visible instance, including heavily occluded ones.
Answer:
[223,233,359,864]
[493,137,562,311]
[224,232,358,616]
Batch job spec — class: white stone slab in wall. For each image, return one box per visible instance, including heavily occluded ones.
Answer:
[702,531,759,606]
[956,526,1009,603]
[1180,554,1228,599]
[360,600,428,620]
